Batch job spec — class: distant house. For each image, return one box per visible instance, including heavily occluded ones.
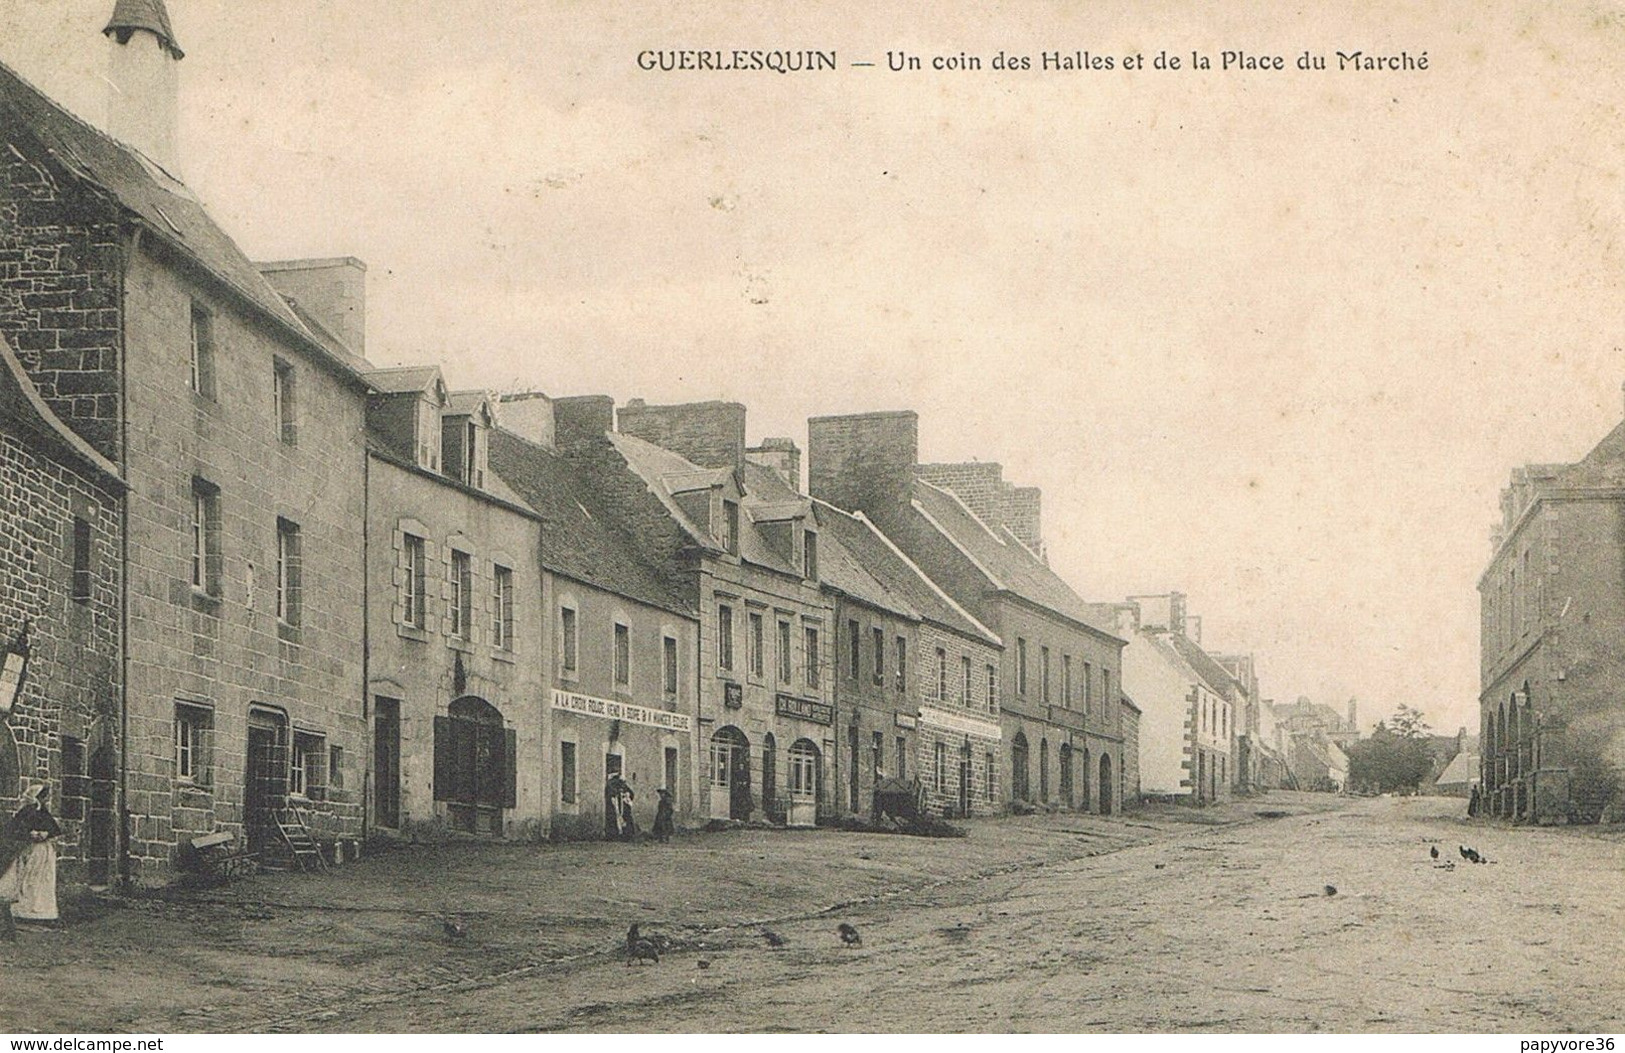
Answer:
[1433,750,1480,797]
[1109,596,1237,805]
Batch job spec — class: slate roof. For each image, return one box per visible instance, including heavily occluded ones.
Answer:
[1553,420,1625,488]
[0,333,124,492]
[445,390,492,417]
[608,434,804,578]
[364,365,443,397]
[910,479,1120,640]
[488,429,694,618]
[805,502,919,622]
[1164,632,1245,702]
[0,59,364,387]
[812,498,999,647]
[1434,750,1479,788]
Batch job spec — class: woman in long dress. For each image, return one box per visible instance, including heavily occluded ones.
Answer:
[1,783,61,933]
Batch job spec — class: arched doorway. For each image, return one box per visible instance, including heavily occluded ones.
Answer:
[1011,732,1030,803]
[709,726,751,820]
[435,696,514,835]
[1080,747,1091,811]
[1059,743,1074,809]
[1039,737,1050,803]
[787,738,821,827]
[1099,752,1114,815]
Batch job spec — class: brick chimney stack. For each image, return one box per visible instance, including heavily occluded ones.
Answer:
[104,0,184,176]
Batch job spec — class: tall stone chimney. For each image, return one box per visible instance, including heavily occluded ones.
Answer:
[807,411,919,521]
[553,395,615,450]
[104,0,184,175]
[617,399,746,470]
[1346,699,1358,733]
[258,258,367,356]
[498,391,556,448]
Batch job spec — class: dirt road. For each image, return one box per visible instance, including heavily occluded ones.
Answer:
[8,793,1623,1033]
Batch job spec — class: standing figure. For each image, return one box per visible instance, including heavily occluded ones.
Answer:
[652,788,675,844]
[606,772,636,841]
[1,784,61,936]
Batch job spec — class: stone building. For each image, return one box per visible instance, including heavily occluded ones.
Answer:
[559,399,834,826]
[362,370,547,841]
[489,422,700,841]
[0,10,371,881]
[0,334,124,889]
[808,412,1127,814]
[1480,409,1625,823]
[1109,596,1236,805]
[1119,695,1142,806]
[812,497,1004,819]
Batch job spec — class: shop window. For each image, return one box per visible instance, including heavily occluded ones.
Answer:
[789,740,819,798]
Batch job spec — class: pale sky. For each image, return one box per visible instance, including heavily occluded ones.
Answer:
[4,1,1622,735]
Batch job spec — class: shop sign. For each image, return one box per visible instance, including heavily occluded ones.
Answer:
[551,689,692,733]
[775,693,834,726]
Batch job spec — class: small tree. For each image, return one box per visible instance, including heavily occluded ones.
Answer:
[1347,706,1435,794]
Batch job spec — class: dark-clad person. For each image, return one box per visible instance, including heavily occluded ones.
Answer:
[652,788,675,843]
[606,772,636,841]
[1,783,62,935]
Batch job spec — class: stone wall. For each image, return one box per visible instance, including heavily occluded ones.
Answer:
[120,242,368,882]
[0,130,125,460]
[0,424,122,884]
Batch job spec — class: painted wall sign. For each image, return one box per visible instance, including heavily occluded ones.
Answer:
[917,704,1001,741]
[775,693,834,726]
[894,713,919,729]
[551,689,692,733]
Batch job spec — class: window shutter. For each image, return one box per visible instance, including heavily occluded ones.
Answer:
[503,727,518,809]
[433,715,452,801]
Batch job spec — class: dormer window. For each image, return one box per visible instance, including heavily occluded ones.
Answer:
[463,419,484,489]
[722,500,740,555]
[802,530,818,581]
[442,400,490,490]
[416,397,442,470]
